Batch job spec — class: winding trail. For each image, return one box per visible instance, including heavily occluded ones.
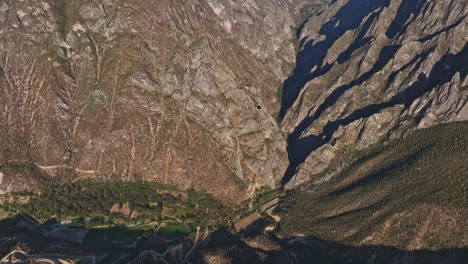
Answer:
[0,250,96,264]
[185,226,201,264]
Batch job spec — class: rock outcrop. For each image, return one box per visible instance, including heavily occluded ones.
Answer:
[280,0,468,187]
[0,0,319,202]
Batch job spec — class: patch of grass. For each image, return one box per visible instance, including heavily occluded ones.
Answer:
[174,206,193,217]
[187,189,218,207]
[276,85,284,103]
[157,224,191,240]
[254,187,282,208]
[147,203,159,209]
[299,1,327,19]
[276,69,294,110]
[56,0,83,36]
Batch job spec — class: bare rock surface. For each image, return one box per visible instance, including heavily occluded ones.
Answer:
[280,0,468,187]
[0,0,318,202]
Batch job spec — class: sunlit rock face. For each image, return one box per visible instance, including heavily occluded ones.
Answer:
[280,0,468,187]
[2,0,466,202]
[0,0,316,202]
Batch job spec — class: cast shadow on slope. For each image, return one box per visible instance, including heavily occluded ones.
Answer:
[199,231,468,264]
[272,236,468,264]
[288,44,402,158]
[278,0,391,120]
[281,43,468,185]
[385,0,427,39]
[281,45,425,184]
[417,16,466,43]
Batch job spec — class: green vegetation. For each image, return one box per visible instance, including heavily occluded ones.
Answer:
[56,0,83,35]
[253,187,282,208]
[187,189,218,207]
[0,161,62,189]
[279,121,468,248]
[148,203,159,209]
[207,227,239,249]
[157,224,191,240]
[5,181,241,229]
[84,226,152,250]
[300,1,327,19]
[15,181,162,220]
[276,69,295,115]
[277,85,284,103]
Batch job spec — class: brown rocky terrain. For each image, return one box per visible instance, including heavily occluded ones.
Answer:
[0,0,467,263]
[0,0,322,202]
[270,0,468,258]
[280,0,468,187]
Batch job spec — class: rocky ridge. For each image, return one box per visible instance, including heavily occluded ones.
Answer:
[0,0,320,202]
[0,0,467,263]
[281,0,468,187]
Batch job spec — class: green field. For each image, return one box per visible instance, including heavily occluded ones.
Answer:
[253,187,282,208]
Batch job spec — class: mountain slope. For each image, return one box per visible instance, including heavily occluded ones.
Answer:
[279,121,468,250]
[0,0,467,263]
[0,0,319,202]
[281,0,468,187]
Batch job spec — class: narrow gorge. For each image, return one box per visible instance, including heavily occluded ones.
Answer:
[0,0,467,263]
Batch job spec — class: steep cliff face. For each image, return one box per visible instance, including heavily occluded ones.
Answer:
[0,0,317,202]
[0,0,467,263]
[281,0,468,187]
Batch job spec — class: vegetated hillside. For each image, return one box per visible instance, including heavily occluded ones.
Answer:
[0,0,320,202]
[278,121,468,250]
[280,0,468,188]
[4,180,241,227]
